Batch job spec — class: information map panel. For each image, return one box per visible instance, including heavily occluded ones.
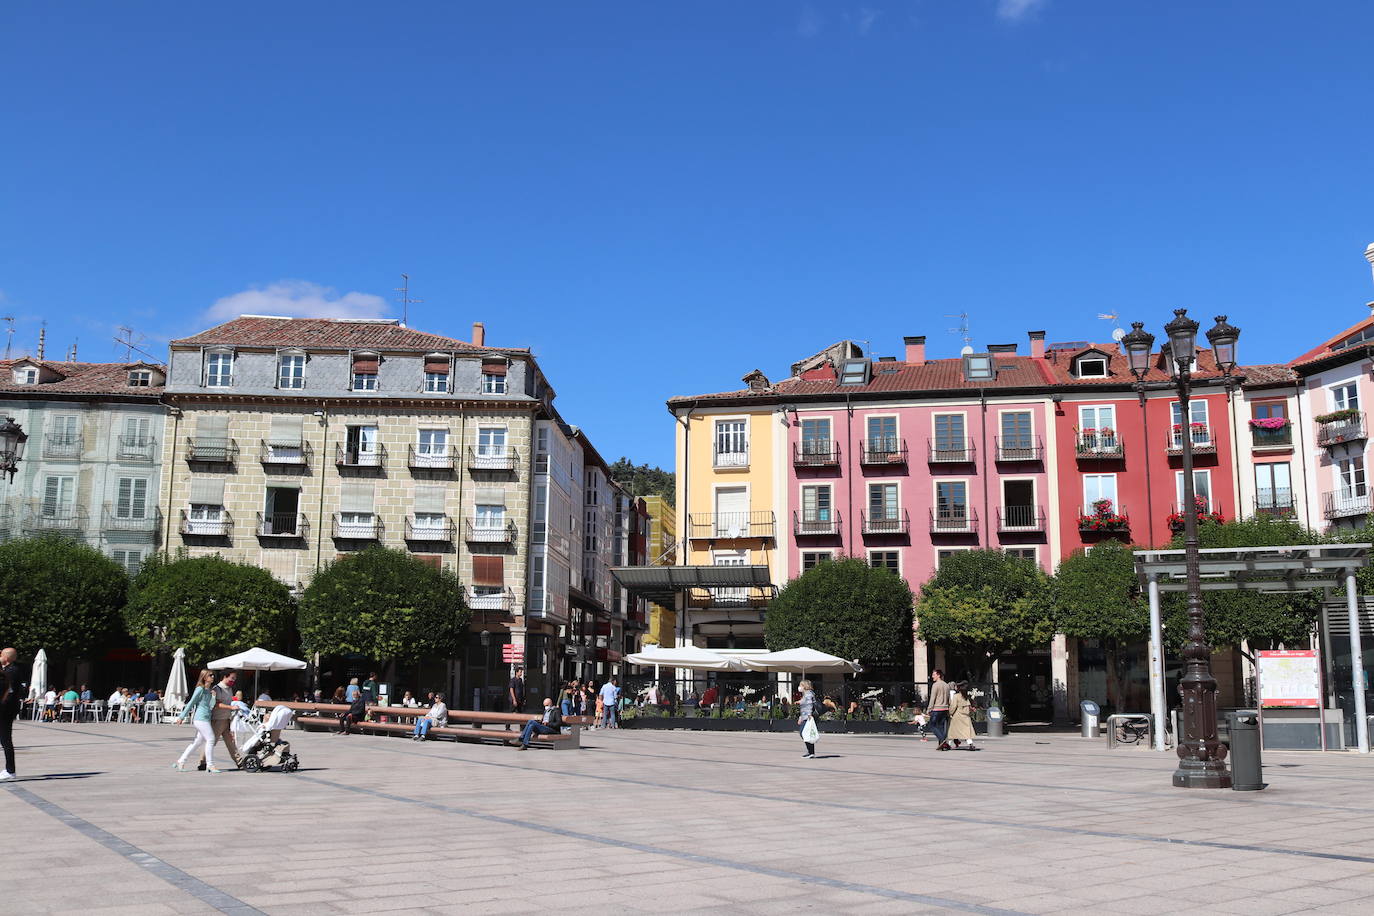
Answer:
[1256,649,1320,708]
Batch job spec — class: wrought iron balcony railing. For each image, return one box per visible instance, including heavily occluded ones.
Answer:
[256,512,308,538]
[1254,488,1295,516]
[712,445,749,469]
[929,507,978,534]
[792,441,839,467]
[862,509,911,536]
[335,442,386,468]
[685,585,775,608]
[1168,425,1217,456]
[686,511,776,540]
[792,509,841,537]
[1323,490,1371,520]
[186,436,239,463]
[464,518,517,543]
[409,444,455,470]
[116,435,157,461]
[1076,432,1124,458]
[1250,425,1293,449]
[1317,412,1366,448]
[43,434,83,459]
[102,505,161,536]
[179,508,232,537]
[23,506,90,533]
[260,440,312,466]
[995,436,1043,462]
[927,439,975,464]
[405,516,456,541]
[332,513,383,539]
[467,587,515,613]
[468,446,518,472]
[859,439,908,465]
[997,505,1044,532]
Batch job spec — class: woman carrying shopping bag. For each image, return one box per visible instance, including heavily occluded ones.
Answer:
[172,670,220,772]
[797,679,820,759]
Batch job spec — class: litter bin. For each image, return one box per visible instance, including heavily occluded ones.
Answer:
[1080,700,1100,738]
[1227,711,1265,791]
[985,706,1004,738]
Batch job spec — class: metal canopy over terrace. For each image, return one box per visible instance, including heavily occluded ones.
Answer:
[610,565,774,606]
[1133,544,1370,754]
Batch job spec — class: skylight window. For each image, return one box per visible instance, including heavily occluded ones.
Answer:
[838,358,871,386]
[1075,355,1109,378]
[964,354,995,381]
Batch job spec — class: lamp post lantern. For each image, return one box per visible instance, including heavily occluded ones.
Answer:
[0,416,27,483]
[1127,309,1238,788]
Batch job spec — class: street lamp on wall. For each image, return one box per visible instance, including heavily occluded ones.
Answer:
[0,416,28,483]
[1127,308,1240,789]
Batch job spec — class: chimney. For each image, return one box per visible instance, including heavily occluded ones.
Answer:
[1365,242,1374,281]
[1028,330,1046,359]
[471,321,485,347]
[743,369,770,391]
[988,343,1017,354]
[903,335,926,363]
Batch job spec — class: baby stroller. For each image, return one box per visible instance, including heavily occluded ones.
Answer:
[236,705,300,773]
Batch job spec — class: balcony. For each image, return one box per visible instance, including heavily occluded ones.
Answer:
[468,587,515,613]
[997,505,1045,533]
[1167,502,1225,531]
[1167,424,1217,456]
[333,514,383,540]
[409,444,454,470]
[995,436,1043,462]
[116,435,157,462]
[256,512,308,539]
[1250,423,1293,450]
[179,509,231,538]
[467,446,518,472]
[43,434,83,459]
[1076,432,1124,459]
[336,442,386,468]
[792,441,839,468]
[686,511,776,540]
[1254,488,1295,516]
[860,439,908,465]
[863,510,911,536]
[713,445,749,469]
[405,516,456,541]
[792,510,841,537]
[1316,411,1366,448]
[1078,502,1129,533]
[929,507,978,535]
[927,439,975,464]
[1323,490,1371,520]
[186,436,238,463]
[102,505,161,537]
[260,440,312,466]
[23,507,90,535]
[686,585,774,609]
[465,518,517,543]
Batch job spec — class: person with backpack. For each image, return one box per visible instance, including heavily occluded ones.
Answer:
[797,679,819,759]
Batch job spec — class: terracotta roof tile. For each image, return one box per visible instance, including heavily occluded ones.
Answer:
[170,317,528,354]
[0,360,165,397]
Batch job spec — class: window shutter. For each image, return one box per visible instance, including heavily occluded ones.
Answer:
[352,354,380,374]
[188,477,225,505]
[197,415,229,439]
[416,555,443,571]
[474,486,506,506]
[424,356,450,373]
[472,555,504,585]
[268,415,304,445]
[43,477,61,514]
[482,361,507,377]
[414,485,447,514]
[340,482,375,513]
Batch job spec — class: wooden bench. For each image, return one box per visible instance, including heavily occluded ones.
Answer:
[272,702,582,749]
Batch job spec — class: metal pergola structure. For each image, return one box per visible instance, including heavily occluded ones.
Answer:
[1133,544,1371,754]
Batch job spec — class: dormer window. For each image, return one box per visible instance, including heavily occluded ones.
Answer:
[423,354,451,393]
[277,350,306,389]
[127,369,152,387]
[963,353,995,381]
[482,360,508,395]
[1073,353,1109,379]
[838,358,871,386]
[351,352,379,391]
[204,349,234,388]
[13,366,38,385]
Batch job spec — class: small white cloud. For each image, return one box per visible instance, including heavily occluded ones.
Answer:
[797,4,824,37]
[856,6,881,35]
[997,0,1045,22]
[206,280,389,322]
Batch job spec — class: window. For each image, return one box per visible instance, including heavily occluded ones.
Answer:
[412,511,447,531]
[1255,463,1292,511]
[344,425,379,464]
[1075,354,1109,378]
[799,485,832,532]
[1252,401,1287,421]
[477,426,507,457]
[111,549,144,574]
[1078,405,1118,452]
[475,503,507,529]
[423,354,451,393]
[868,550,900,573]
[482,372,507,395]
[1332,383,1359,412]
[277,353,305,389]
[801,551,832,571]
[1001,479,1036,529]
[127,369,152,387]
[1083,473,1118,508]
[934,481,968,528]
[839,358,871,386]
[338,511,375,531]
[867,416,897,451]
[115,478,148,519]
[963,354,994,381]
[421,371,447,393]
[123,416,151,447]
[712,549,749,602]
[800,418,831,454]
[1004,547,1037,562]
[714,486,749,537]
[868,483,899,520]
[14,366,37,384]
[187,503,225,535]
[51,415,78,446]
[42,476,75,517]
[205,351,233,387]
[936,548,969,567]
[714,420,748,467]
[933,414,965,459]
[1337,456,1366,500]
[1175,470,1212,512]
[351,352,379,391]
[352,371,378,391]
[1000,411,1033,451]
[417,428,448,459]
[1171,400,1210,446]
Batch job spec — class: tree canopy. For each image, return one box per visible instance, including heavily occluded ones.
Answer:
[298,546,469,663]
[0,536,128,659]
[1052,541,1148,644]
[765,556,913,663]
[915,550,1055,680]
[608,458,675,506]
[124,552,296,665]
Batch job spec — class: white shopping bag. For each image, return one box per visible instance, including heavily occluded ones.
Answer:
[801,717,820,743]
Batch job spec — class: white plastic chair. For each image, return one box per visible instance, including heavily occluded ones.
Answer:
[143,702,163,725]
[60,702,79,723]
[117,704,133,724]
[86,700,105,722]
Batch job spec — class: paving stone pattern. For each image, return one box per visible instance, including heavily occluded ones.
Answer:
[3,721,1374,914]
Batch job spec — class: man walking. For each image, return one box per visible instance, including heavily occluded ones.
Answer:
[926,669,952,751]
[599,677,620,729]
[201,670,241,769]
[508,666,527,714]
[514,698,561,750]
[361,672,379,705]
[0,647,21,780]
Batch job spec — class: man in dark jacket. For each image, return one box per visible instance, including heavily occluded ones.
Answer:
[515,697,562,750]
[338,694,367,735]
[0,647,20,780]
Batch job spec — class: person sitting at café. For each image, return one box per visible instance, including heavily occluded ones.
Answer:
[401,691,419,708]
[62,686,79,713]
[331,686,346,703]
[515,698,562,750]
[257,690,271,703]
[79,684,92,703]
[412,693,447,741]
[42,688,59,721]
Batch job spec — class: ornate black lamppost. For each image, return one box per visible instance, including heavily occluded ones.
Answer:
[1122,310,1239,789]
[0,416,27,483]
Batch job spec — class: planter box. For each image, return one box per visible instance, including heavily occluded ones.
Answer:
[619,716,932,735]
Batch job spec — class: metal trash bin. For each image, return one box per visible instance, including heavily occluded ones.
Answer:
[1080,700,1100,738]
[985,706,1004,738]
[1227,711,1265,791]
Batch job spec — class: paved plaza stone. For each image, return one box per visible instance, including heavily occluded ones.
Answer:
[2,721,1373,915]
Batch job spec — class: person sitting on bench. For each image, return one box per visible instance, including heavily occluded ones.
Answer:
[515,698,562,750]
[412,693,447,741]
[337,694,367,735]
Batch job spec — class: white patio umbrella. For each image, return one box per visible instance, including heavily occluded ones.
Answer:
[624,646,747,671]
[29,648,48,703]
[207,647,307,698]
[740,647,860,675]
[164,647,189,711]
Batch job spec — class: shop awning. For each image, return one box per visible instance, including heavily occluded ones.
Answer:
[610,565,773,604]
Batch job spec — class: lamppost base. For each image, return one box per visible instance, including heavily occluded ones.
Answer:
[1172,760,1232,789]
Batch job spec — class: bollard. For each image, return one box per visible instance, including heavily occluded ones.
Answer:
[985,706,1004,738]
[1227,711,1265,791]
[1080,700,1100,738]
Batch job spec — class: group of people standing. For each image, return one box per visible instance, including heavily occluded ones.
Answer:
[557,676,621,729]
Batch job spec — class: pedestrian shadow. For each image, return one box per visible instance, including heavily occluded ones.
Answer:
[4,772,102,782]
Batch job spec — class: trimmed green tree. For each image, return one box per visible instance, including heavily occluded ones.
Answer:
[123,551,297,665]
[298,546,469,663]
[764,556,913,664]
[1052,541,1148,709]
[0,536,128,659]
[915,549,1055,681]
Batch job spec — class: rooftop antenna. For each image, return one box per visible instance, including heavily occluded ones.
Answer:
[37,322,46,361]
[66,339,78,362]
[1098,311,1127,342]
[395,274,423,327]
[945,313,973,351]
[112,326,159,364]
[2,316,13,360]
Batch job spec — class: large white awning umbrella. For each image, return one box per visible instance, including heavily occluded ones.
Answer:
[740,647,860,674]
[625,646,747,672]
[29,648,48,701]
[207,647,307,699]
[164,647,189,710]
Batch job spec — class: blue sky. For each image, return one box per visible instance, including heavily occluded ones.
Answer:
[3,1,1373,469]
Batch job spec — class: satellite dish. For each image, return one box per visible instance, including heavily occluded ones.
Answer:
[960,345,974,356]
[1111,327,1126,342]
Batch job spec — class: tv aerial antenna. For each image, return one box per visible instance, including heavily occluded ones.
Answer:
[113,326,160,364]
[2,316,13,360]
[395,274,423,327]
[945,312,973,354]
[1098,311,1126,342]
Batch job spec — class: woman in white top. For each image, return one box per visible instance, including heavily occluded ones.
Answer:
[401,691,420,708]
[412,694,447,741]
